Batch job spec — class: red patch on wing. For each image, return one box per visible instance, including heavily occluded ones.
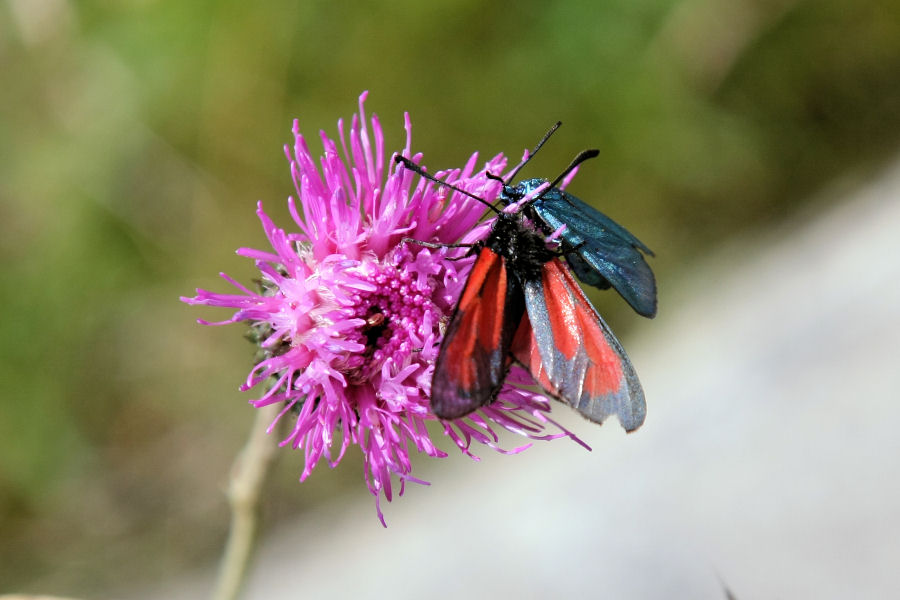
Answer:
[441,248,506,390]
[431,248,520,419]
[541,260,582,361]
[511,311,555,393]
[577,298,624,396]
[513,259,625,400]
[544,261,623,395]
[511,258,645,430]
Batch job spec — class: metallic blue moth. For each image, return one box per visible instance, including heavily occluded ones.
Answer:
[500,177,657,318]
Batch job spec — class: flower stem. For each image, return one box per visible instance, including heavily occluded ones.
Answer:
[211,403,280,600]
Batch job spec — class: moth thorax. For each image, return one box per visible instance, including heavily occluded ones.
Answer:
[486,213,554,281]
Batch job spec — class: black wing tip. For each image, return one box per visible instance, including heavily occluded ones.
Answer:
[619,404,647,432]
[430,390,483,421]
[570,401,646,433]
[621,418,645,433]
[430,390,482,420]
[638,299,658,319]
[430,380,507,421]
[626,290,657,318]
[431,406,473,421]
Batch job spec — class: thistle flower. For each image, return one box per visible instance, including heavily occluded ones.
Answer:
[182,93,583,524]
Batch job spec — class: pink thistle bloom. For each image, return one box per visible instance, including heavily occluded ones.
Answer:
[182,92,584,525]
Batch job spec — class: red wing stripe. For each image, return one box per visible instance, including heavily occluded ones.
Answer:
[542,263,622,395]
[519,259,646,432]
[511,310,556,394]
[431,248,524,420]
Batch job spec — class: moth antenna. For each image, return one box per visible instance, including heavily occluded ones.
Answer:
[394,155,500,214]
[546,149,599,190]
[401,237,473,250]
[504,121,562,184]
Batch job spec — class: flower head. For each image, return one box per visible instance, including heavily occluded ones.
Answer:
[183,92,583,524]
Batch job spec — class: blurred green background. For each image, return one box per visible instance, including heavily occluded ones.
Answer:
[3,0,900,595]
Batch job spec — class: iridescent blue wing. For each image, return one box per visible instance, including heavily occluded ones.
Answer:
[520,179,657,318]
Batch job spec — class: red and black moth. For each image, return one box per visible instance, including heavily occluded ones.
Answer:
[395,124,655,432]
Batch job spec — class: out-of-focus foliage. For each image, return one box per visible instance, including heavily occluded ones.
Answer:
[2,0,900,595]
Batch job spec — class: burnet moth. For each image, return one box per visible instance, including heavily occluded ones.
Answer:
[394,123,656,432]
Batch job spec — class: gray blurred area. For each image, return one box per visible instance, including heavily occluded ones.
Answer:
[134,156,900,599]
